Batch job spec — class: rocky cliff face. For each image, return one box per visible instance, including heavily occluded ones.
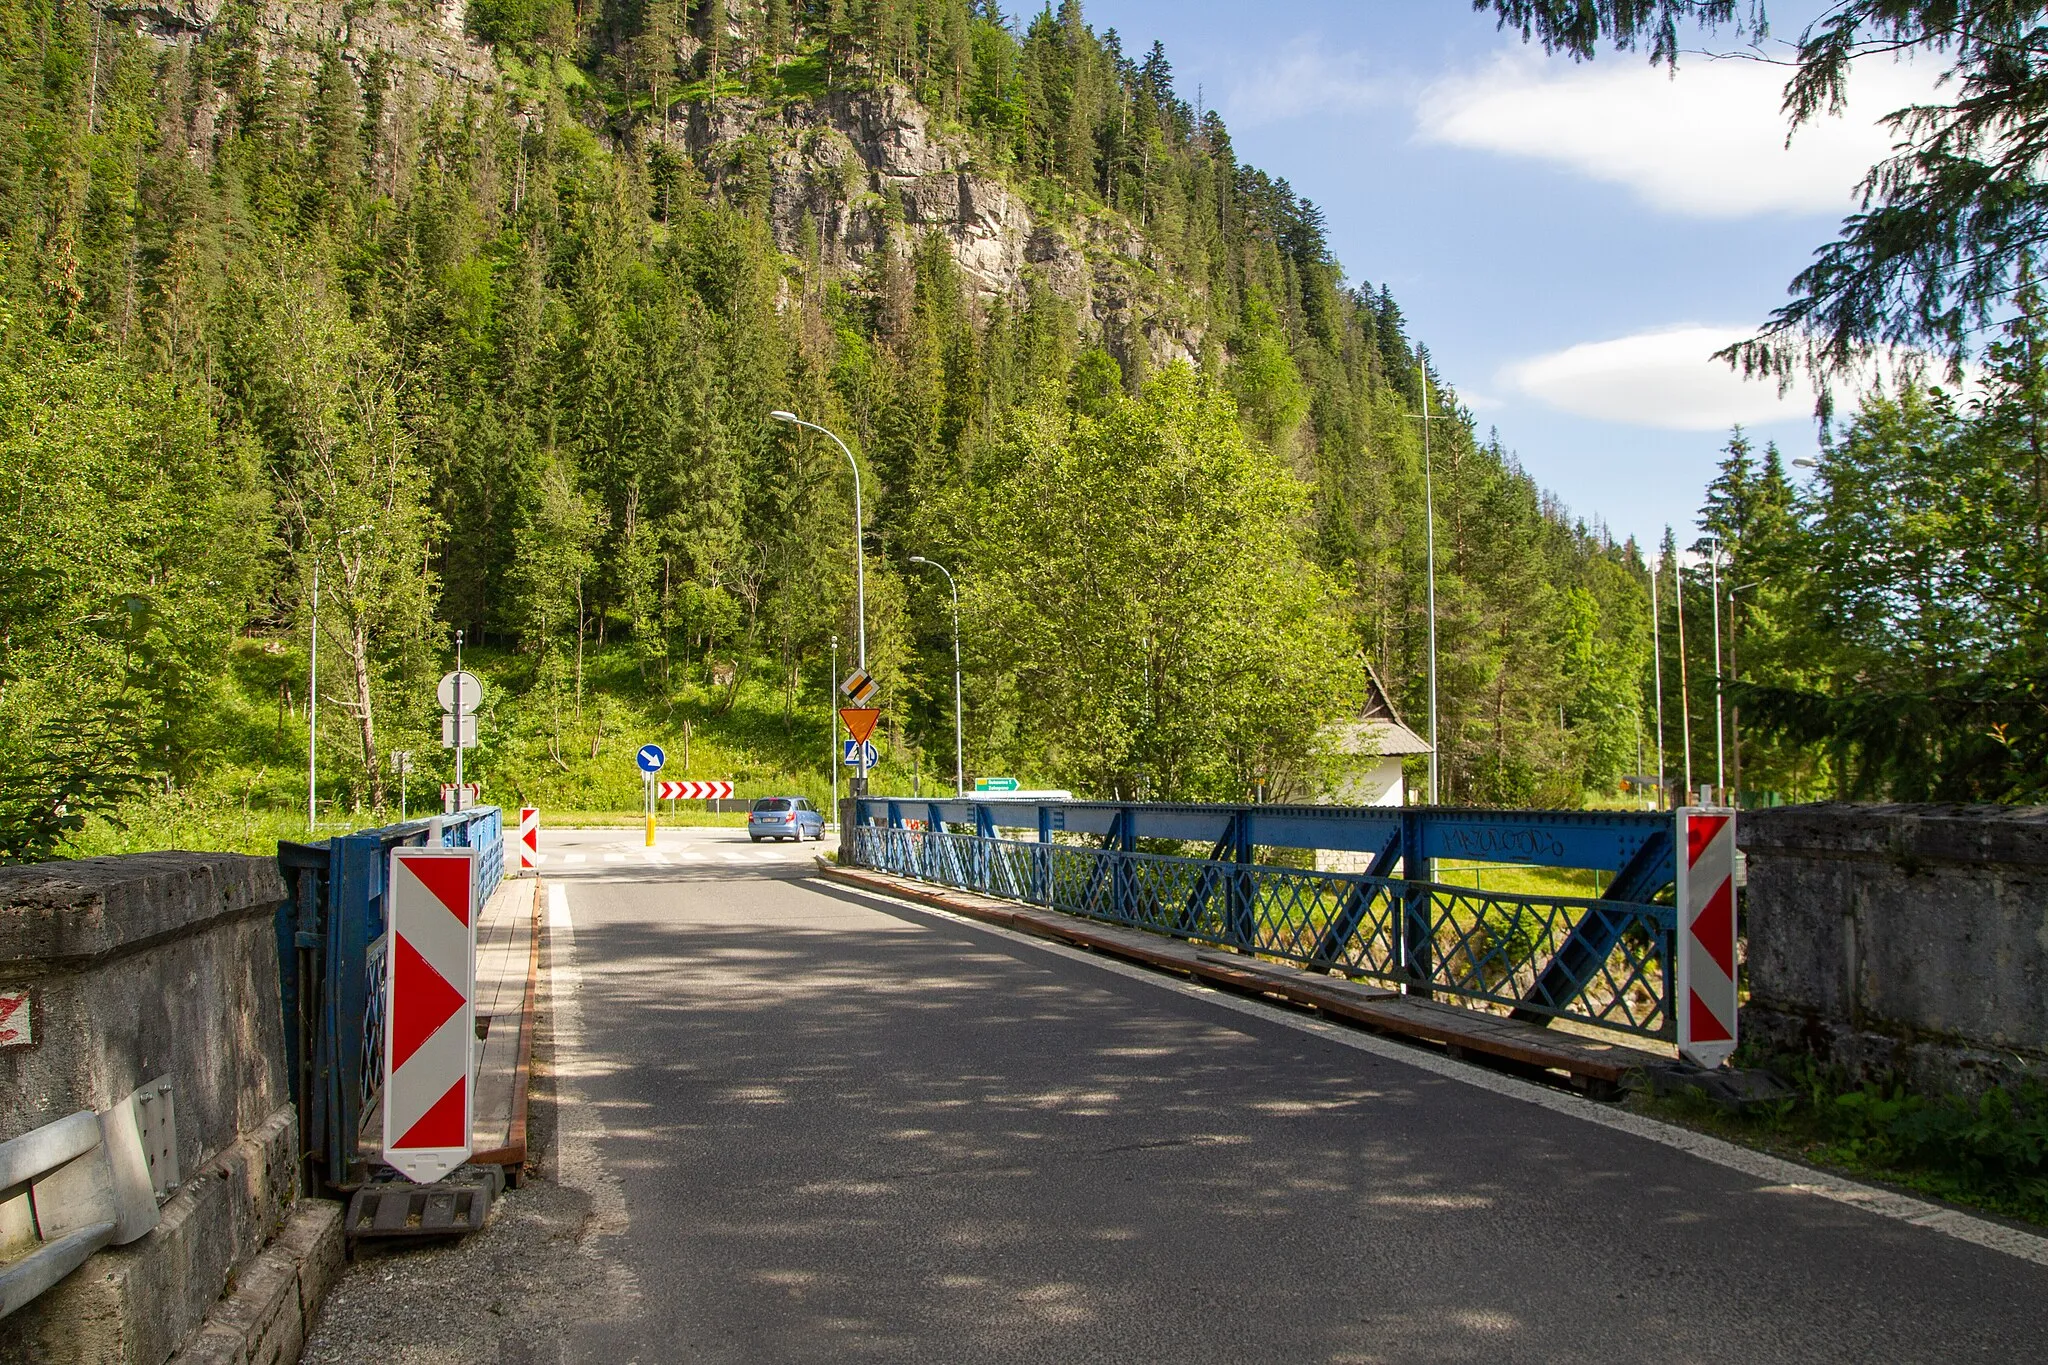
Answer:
[671,85,1202,368]
[105,1,1203,368]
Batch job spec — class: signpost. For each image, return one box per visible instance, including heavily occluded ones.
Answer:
[837,699,879,795]
[636,745,665,847]
[1676,808,1739,1069]
[438,653,481,809]
[390,750,414,820]
[383,846,476,1184]
[974,777,1019,792]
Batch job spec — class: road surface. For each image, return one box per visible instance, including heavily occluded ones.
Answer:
[525,834,2048,1362]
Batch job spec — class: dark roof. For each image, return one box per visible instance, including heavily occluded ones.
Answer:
[1325,662,1432,757]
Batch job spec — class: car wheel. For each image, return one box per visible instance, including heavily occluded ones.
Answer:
[750,835,761,843]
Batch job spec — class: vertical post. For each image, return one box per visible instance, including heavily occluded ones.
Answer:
[1401,808,1432,997]
[1708,544,1725,803]
[308,561,318,831]
[1650,565,1666,810]
[829,636,839,824]
[645,774,656,848]
[1675,553,1694,804]
[1225,813,1256,949]
[453,631,465,807]
[1420,371,1441,805]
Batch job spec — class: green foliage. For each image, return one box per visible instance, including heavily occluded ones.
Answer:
[1703,303,2048,802]
[1766,1055,2048,1220]
[0,0,1667,862]
[965,367,1358,798]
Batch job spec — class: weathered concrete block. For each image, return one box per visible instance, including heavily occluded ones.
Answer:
[0,852,290,1157]
[0,1107,297,1365]
[1740,803,2048,1094]
[0,850,298,1364]
[165,1201,344,1365]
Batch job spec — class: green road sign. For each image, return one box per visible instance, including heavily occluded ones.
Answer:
[975,777,1019,792]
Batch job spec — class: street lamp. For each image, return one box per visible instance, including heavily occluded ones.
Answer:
[771,412,865,669]
[910,556,964,797]
[1700,533,1728,805]
[1409,368,1452,804]
[1649,561,1667,809]
[1728,580,1762,805]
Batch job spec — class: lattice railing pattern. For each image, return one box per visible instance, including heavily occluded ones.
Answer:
[851,826,1674,1040]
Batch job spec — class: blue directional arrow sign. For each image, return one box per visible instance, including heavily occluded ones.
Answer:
[841,739,879,768]
[635,744,666,773]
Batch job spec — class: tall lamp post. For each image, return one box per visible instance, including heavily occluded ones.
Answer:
[829,635,839,823]
[909,556,964,796]
[1701,533,1728,805]
[772,410,868,795]
[1649,562,1667,810]
[771,412,865,669]
[1728,580,1761,807]
[1409,368,1451,804]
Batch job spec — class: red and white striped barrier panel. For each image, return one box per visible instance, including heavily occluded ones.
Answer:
[656,780,733,800]
[1677,808,1739,1069]
[384,846,476,1183]
[518,806,539,872]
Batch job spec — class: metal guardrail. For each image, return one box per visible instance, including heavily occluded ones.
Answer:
[0,1078,179,1319]
[276,807,504,1192]
[847,799,1681,1041]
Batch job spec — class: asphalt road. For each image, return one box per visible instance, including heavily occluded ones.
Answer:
[530,845,2047,1362]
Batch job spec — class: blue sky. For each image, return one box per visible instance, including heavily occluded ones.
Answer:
[1071,1,1935,549]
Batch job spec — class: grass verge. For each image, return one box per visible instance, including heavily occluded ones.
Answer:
[1625,1052,2048,1229]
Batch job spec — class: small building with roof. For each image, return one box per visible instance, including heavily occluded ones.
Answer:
[1321,663,1432,807]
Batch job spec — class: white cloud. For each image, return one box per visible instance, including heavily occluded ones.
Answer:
[1224,38,1384,127]
[1417,53,1943,217]
[1500,325,1813,429]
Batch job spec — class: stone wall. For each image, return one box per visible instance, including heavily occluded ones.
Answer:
[0,853,319,1364]
[1740,803,2048,1096]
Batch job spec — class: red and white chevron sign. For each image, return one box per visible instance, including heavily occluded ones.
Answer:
[657,780,733,800]
[1676,808,1739,1069]
[384,846,477,1183]
[518,806,539,872]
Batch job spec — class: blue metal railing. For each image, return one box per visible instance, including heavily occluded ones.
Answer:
[276,806,504,1191]
[847,799,1679,1041]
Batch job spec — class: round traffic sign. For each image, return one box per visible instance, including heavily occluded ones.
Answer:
[635,744,667,773]
[437,671,484,713]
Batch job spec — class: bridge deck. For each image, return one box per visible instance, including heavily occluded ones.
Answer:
[821,862,1669,1094]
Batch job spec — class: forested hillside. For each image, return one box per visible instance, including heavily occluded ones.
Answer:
[0,0,1660,858]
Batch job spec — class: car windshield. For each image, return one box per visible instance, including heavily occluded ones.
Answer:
[753,799,792,813]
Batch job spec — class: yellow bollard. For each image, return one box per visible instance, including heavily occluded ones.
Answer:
[646,812,656,847]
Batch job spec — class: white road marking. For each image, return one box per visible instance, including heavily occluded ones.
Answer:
[641,851,669,865]
[839,883,2048,1270]
[563,853,587,865]
[603,853,626,864]
[546,883,631,1246]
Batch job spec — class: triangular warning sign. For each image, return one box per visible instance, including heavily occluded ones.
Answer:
[840,708,881,744]
[1686,814,1730,869]
[1687,990,1734,1043]
[1691,879,1736,979]
[401,853,473,927]
[391,933,465,1071]
[394,1075,467,1149]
